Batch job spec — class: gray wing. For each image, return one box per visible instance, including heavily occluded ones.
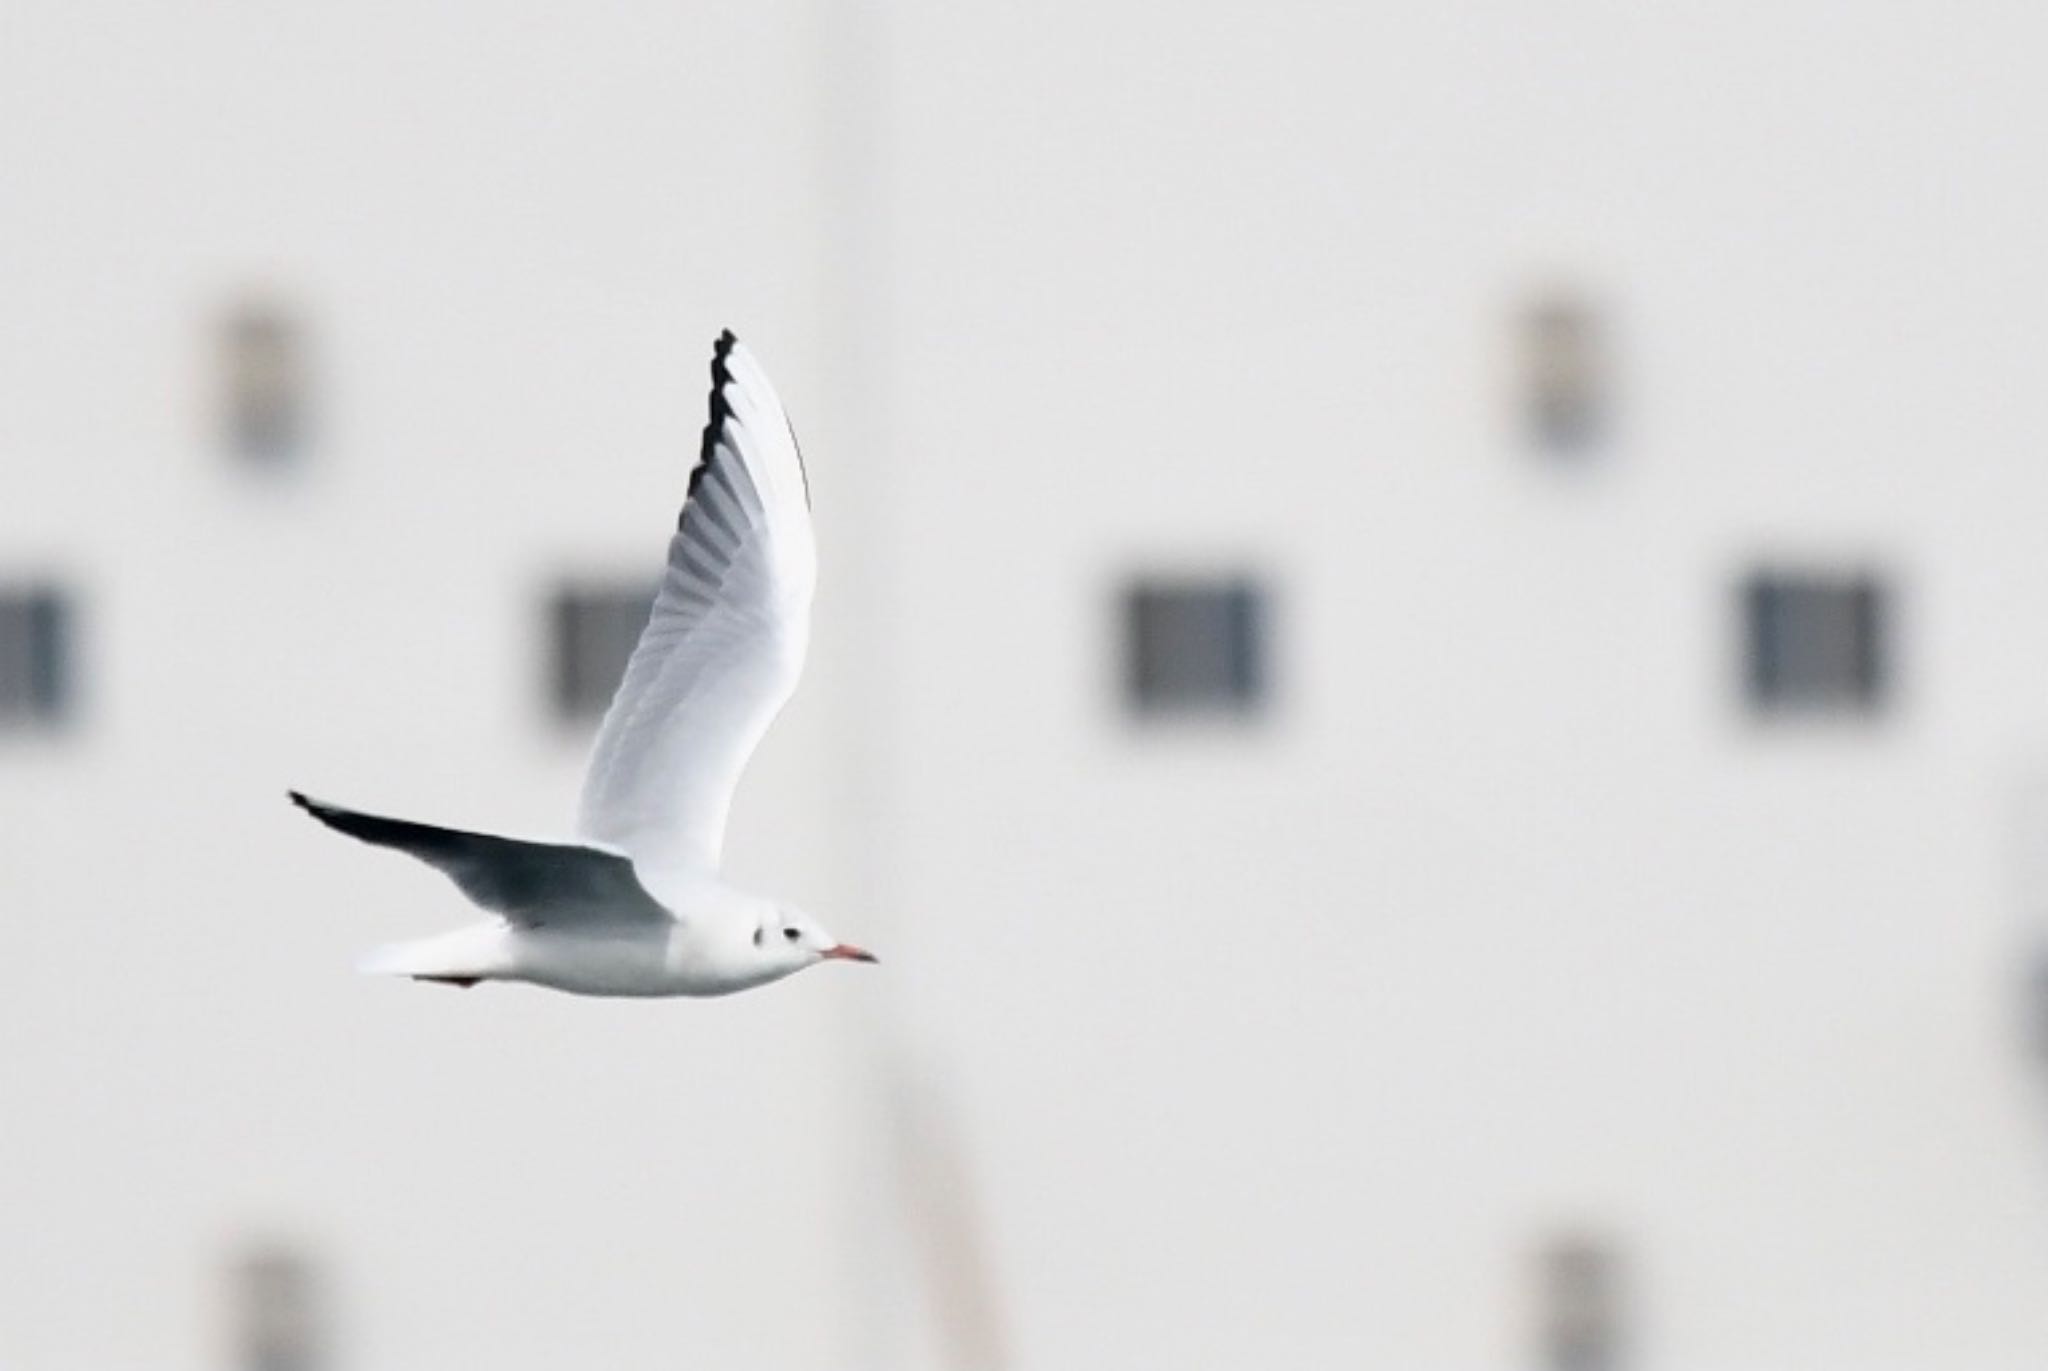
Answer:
[576,331,816,876]
[289,791,668,927]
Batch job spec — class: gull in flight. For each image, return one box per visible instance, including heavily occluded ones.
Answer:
[290,331,875,996]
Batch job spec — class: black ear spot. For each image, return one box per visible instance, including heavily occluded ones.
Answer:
[752,923,766,948]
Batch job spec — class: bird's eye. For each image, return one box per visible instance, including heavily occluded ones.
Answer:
[783,927,801,942]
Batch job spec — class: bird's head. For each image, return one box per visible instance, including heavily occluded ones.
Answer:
[754,907,878,974]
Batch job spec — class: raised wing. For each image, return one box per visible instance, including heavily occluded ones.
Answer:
[576,331,816,874]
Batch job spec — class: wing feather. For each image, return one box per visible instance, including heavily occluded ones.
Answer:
[576,332,816,874]
[289,791,666,928]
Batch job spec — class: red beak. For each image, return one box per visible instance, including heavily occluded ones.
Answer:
[822,943,879,964]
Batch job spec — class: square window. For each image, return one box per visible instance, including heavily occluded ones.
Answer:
[1525,293,1604,455]
[0,586,72,729]
[547,583,656,723]
[1743,570,1888,714]
[1122,577,1268,718]
[233,1242,323,1371]
[1539,1234,1624,1371]
[2026,944,2048,1066]
[221,299,309,464]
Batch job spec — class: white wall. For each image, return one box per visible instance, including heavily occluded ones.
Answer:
[871,5,2048,1369]
[0,5,873,1370]
[6,3,2048,1370]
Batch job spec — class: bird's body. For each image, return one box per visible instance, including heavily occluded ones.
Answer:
[291,332,874,998]
[344,856,798,995]
[355,873,808,998]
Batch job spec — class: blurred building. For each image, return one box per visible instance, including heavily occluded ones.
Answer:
[7,4,2048,1370]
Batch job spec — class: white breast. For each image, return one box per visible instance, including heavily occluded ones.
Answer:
[505,889,790,998]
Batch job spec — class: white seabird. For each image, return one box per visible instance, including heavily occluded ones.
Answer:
[290,330,875,996]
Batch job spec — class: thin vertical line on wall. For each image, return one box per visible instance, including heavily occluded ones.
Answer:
[889,1066,1012,1371]
[809,3,914,1370]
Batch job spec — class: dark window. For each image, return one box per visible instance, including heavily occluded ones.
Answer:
[1525,294,1604,455]
[233,1243,323,1371]
[0,586,72,729]
[222,300,309,464]
[1539,1233,1624,1371]
[548,583,657,722]
[2026,945,2048,1066]
[1122,577,1267,718]
[1743,570,1888,714]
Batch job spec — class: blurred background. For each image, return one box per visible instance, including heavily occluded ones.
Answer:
[8,2,2048,1368]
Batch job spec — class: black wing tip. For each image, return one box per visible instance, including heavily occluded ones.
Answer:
[687,327,810,514]
[287,789,343,827]
[709,329,739,387]
[690,331,743,513]
[287,791,397,850]
[710,329,739,390]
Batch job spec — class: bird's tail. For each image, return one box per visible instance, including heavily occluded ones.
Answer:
[357,925,510,987]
